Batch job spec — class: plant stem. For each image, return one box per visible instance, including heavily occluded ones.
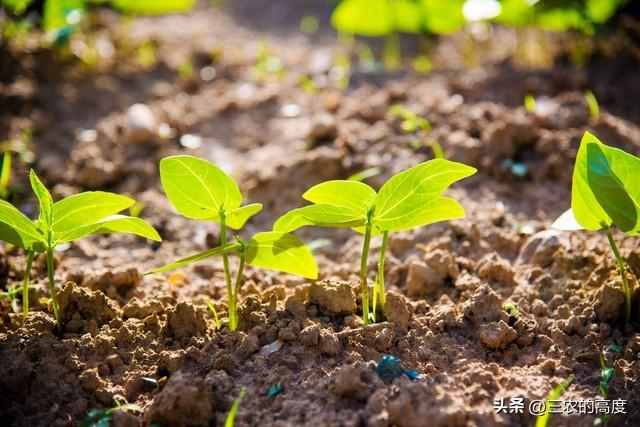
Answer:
[21,250,34,324]
[605,228,631,323]
[229,251,246,331]
[360,223,373,325]
[219,211,234,329]
[376,231,389,315]
[46,248,61,330]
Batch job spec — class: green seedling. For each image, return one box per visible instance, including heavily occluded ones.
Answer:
[253,39,286,81]
[535,374,574,427]
[298,75,319,96]
[206,300,223,331]
[0,152,12,200]
[1,283,34,313]
[599,354,614,399]
[274,159,476,324]
[388,105,441,156]
[524,94,536,112]
[585,89,600,120]
[552,132,640,323]
[80,396,142,427]
[147,156,317,331]
[225,387,246,427]
[503,302,519,319]
[0,170,160,329]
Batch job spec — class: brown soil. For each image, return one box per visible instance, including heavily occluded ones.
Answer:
[1,2,640,427]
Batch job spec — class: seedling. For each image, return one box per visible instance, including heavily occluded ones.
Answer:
[274,159,476,324]
[503,302,519,319]
[585,89,600,120]
[524,94,536,112]
[147,156,317,331]
[80,396,142,427]
[347,167,381,182]
[206,300,223,331]
[253,39,286,81]
[0,152,12,200]
[552,132,640,323]
[535,375,574,427]
[388,105,443,157]
[225,387,246,427]
[0,170,160,329]
[1,283,34,313]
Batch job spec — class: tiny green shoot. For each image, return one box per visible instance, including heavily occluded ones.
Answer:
[535,375,574,427]
[552,132,640,323]
[274,159,476,324]
[147,156,317,331]
[503,302,519,319]
[524,94,536,112]
[206,300,223,331]
[388,105,437,155]
[0,170,161,329]
[0,152,12,200]
[225,387,247,427]
[80,396,143,427]
[585,89,600,120]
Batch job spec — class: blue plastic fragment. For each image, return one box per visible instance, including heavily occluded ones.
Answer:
[267,383,284,397]
[511,163,528,177]
[375,355,419,382]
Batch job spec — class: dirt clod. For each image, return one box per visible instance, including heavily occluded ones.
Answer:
[308,280,356,315]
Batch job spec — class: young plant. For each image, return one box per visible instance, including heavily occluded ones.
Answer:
[552,132,640,323]
[388,105,443,158]
[225,387,247,427]
[274,159,476,324]
[535,375,574,427]
[148,156,317,331]
[0,170,161,329]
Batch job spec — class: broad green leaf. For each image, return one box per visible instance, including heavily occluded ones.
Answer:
[420,0,465,35]
[2,0,34,14]
[331,0,393,36]
[29,170,54,229]
[551,208,584,231]
[53,192,134,233]
[394,0,423,34]
[145,242,241,275]
[273,204,365,233]
[160,155,242,221]
[43,0,84,32]
[226,203,263,230]
[376,196,465,232]
[302,180,376,216]
[374,159,476,226]
[0,200,43,248]
[54,215,161,244]
[571,132,640,235]
[246,232,318,279]
[111,0,195,15]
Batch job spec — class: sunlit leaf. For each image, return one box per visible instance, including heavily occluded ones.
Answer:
[374,159,476,227]
[54,215,162,244]
[53,192,134,233]
[551,208,584,231]
[273,204,365,233]
[226,203,263,230]
[111,0,196,15]
[29,169,53,229]
[331,0,393,36]
[160,155,242,221]
[571,132,640,235]
[246,232,318,279]
[303,180,375,216]
[0,200,43,248]
[43,0,84,33]
[377,196,465,232]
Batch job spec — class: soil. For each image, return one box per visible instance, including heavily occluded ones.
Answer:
[1,1,640,426]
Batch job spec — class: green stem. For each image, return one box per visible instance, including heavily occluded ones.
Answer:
[377,231,389,314]
[229,251,246,332]
[360,223,373,325]
[46,247,61,330]
[21,250,34,325]
[219,211,234,329]
[605,228,631,323]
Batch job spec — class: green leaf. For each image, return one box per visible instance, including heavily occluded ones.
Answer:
[111,0,196,15]
[160,155,242,221]
[0,200,44,248]
[420,0,465,34]
[226,203,263,230]
[29,170,53,229]
[225,387,246,427]
[374,159,476,228]
[245,232,318,279]
[54,215,161,245]
[331,0,393,36]
[145,242,241,275]
[571,132,640,235]
[302,180,376,216]
[53,192,134,233]
[43,0,84,33]
[535,375,574,427]
[2,0,34,14]
[273,204,365,233]
[377,196,465,232]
